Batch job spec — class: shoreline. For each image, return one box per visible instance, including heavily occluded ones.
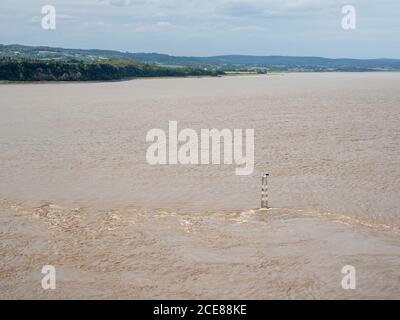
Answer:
[2,70,400,85]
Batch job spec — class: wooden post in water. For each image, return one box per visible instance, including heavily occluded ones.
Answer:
[261,173,269,209]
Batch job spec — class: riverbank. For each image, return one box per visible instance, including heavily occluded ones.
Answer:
[0,57,223,82]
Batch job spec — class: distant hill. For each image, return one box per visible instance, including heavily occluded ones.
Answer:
[1,44,400,72]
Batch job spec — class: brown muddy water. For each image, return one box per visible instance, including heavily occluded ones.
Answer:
[0,73,400,299]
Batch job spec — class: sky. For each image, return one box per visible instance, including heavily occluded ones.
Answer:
[0,0,399,58]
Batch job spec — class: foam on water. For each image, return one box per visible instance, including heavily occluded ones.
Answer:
[1,198,400,299]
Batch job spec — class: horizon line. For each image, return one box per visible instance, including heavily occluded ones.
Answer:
[1,43,400,61]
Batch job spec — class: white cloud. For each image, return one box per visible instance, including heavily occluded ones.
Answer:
[83,20,111,27]
[125,21,177,33]
[216,0,345,18]
[108,0,147,6]
[156,21,172,27]
[1,0,399,58]
[228,25,268,33]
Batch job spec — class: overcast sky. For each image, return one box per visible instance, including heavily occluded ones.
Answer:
[1,0,399,58]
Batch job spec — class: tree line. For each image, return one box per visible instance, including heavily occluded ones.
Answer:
[0,58,224,81]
